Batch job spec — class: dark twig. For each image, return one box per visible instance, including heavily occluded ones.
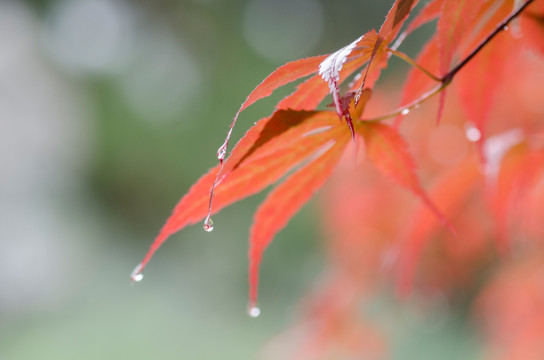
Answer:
[441,0,535,83]
[365,0,535,122]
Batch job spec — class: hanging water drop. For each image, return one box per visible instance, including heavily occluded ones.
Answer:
[401,108,410,116]
[217,142,228,162]
[203,216,214,232]
[503,25,509,31]
[130,263,144,282]
[248,306,261,318]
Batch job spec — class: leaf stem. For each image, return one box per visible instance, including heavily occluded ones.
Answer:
[388,49,441,82]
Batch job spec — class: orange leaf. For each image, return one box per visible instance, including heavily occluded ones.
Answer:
[351,0,420,101]
[454,0,517,148]
[434,0,484,123]
[239,55,328,113]
[404,0,446,36]
[356,122,455,233]
[133,110,347,278]
[395,155,481,295]
[248,134,350,311]
[380,0,419,41]
[437,0,484,76]
[217,55,328,161]
[278,44,376,111]
[220,110,340,175]
[317,31,379,118]
[521,0,544,55]
[491,142,544,252]
[475,252,544,359]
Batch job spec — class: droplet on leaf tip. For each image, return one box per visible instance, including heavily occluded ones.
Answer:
[401,108,410,116]
[203,216,214,232]
[130,263,144,283]
[248,306,261,318]
[217,142,227,162]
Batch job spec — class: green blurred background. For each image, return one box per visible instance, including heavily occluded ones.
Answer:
[0,0,477,359]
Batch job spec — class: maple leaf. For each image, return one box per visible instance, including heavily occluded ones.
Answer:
[434,0,485,122]
[437,0,484,76]
[131,110,352,299]
[455,34,513,151]
[395,155,481,295]
[490,141,544,252]
[131,1,542,331]
[316,30,380,134]
[352,0,420,101]
[216,55,328,162]
[248,134,350,312]
[403,0,445,36]
[355,122,454,234]
[453,0,519,152]
[317,0,420,135]
[476,253,544,359]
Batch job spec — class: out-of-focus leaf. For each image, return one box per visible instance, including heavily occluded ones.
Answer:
[455,0,517,148]
[356,122,454,234]
[475,252,544,360]
[435,0,484,123]
[521,0,544,55]
[395,155,481,294]
[491,142,544,252]
[437,0,484,76]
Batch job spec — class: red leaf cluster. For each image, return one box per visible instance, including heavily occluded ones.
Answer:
[134,0,544,356]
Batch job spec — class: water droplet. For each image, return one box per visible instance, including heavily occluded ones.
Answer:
[401,108,410,116]
[203,216,214,232]
[248,306,261,318]
[217,142,227,162]
[414,103,420,109]
[130,263,144,282]
[465,124,481,142]
[503,25,509,31]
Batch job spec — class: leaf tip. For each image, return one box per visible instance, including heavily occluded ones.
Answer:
[217,141,228,162]
[130,263,144,283]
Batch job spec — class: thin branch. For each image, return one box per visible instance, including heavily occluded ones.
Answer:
[441,0,535,83]
[364,0,535,123]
